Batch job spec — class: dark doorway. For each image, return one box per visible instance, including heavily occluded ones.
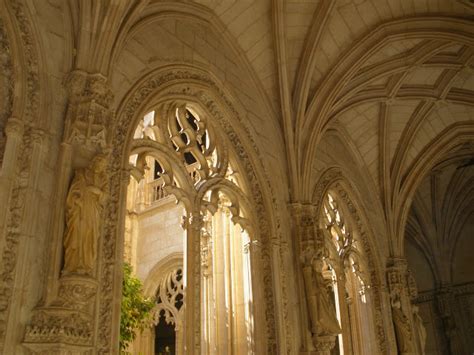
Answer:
[154,311,176,355]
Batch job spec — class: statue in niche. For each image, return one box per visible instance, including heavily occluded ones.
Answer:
[63,155,108,275]
[391,290,415,354]
[302,247,341,339]
[412,305,426,354]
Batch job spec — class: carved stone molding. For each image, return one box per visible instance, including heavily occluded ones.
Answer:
[23,308,93,349]
[0,1,41,350]
[55,276,98,312]
[0,16,14,164]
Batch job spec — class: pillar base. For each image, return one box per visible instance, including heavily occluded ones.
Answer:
[23,276,97,353]
[23,342,92,355]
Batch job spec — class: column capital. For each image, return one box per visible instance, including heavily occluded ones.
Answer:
[289,202,318,219]
[4,117,24,138]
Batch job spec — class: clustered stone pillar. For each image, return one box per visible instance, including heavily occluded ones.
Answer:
[23,70,114,354]
[435,288,463,354]
[387,258,421,355]
[292,204,341,355]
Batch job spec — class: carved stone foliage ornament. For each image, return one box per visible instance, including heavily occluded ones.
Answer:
[23,310,92,347]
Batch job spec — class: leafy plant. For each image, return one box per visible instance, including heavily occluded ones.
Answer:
[120,262,155,353]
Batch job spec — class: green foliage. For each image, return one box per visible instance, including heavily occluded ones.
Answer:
[120,262,155,352]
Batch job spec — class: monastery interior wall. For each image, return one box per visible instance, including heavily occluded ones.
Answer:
[0,0,473,354]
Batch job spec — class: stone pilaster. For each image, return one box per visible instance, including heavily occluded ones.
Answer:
[387,258,417,355]
[291,203,339,354]
[23,71,114,354]
[183,212,203,354]
[435,287,463,354]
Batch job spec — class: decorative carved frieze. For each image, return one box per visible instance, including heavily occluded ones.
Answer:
[23,309,93,350]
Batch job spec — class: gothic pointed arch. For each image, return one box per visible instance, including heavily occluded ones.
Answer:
[97,64,282,353]
[311,167,391,354]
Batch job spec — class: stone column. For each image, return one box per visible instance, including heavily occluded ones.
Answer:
[292,204,339,355]
[200,214,213,355]
[387,258,417,355]
[212,208,229,354]
[184,212,202,354]
[435,287,464,354]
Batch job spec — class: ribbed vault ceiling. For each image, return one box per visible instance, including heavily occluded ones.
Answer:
[28,0,474,256]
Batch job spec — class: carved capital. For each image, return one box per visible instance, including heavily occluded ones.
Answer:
[66,70,113,107]
[188,212,203,230]
[30,128,47,146]
[291,203,318,246]
[387,258,408,293]
[4,117,24,138]
[313,335,337,354]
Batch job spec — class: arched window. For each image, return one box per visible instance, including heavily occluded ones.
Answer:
[153,267,184,354]
[321,192,376,355]
[124,103,255,354]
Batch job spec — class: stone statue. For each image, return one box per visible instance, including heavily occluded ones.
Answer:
[301,247,341,339]
[311,257,342,335]
[412,305,426,354]
[63,155,108,275]
[391,291,415,354]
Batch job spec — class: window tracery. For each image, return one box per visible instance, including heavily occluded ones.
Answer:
[320,191,375,354]
[154,268,184,327]
[126,102,255,353]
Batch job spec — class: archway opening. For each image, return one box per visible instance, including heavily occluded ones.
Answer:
[321,191,377,355]
[122,103,256,354]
